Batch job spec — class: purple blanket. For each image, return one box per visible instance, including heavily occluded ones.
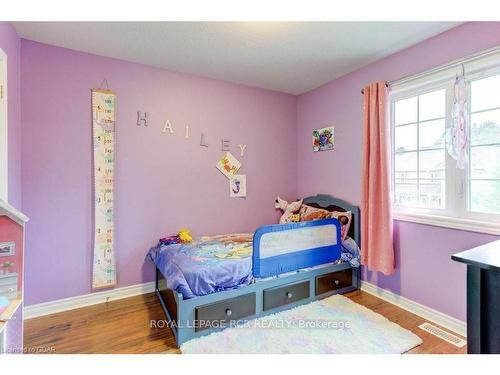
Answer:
[147,233,253,299]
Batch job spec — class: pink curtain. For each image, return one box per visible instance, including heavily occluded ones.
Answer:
[361,81,395,275]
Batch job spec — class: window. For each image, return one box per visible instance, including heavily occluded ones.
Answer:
[391,58,500,234]
[0,48,7,203]
[393,88,446,210]
[469,75,500,215]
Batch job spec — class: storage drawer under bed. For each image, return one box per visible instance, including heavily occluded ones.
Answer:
[195,292,256,332]
[263,280,310,311]
[315,268,353,295]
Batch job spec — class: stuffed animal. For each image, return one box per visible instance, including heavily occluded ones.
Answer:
[159,228,193,246]
[275,197,303,224]
[178,228,193,243]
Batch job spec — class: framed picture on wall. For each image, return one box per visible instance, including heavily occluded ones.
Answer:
[0,242,15,257]
[313,126,335,152]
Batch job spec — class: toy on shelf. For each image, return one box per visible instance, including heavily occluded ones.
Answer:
[159,228,193,246]
[1,261,14,274]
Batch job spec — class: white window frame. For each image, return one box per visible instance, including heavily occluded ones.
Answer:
[463,65,500,225]
[390,57,500,235]
[391,81,452,216]
[0,48,7,203]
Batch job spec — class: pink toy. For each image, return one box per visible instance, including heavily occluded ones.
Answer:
[275,197,303,224]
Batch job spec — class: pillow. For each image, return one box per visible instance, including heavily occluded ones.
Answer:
[330,211,352,241]
[298,205,331,221]
[299,205,352,241]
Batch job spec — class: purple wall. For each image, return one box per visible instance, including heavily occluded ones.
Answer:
[21,40,297,305]
[0,23,22,208]
[296,22,500,321]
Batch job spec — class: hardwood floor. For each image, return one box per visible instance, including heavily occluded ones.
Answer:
[24,290,466,354]
[347,291,466,354]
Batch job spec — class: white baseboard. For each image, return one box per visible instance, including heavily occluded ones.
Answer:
[24,281,156,319]
[361,281,466,337]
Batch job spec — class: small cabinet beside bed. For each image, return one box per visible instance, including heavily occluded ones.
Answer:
[152,195,361,347]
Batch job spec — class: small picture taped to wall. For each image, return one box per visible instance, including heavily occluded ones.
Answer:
[230,175,246,198]
[313,126,334,152]
[216,152,241,179]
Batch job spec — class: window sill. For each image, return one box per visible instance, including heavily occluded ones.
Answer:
[393,212,500,236]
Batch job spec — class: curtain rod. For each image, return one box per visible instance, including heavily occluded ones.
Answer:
[360,44,500,95]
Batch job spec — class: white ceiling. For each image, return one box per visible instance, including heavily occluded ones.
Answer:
[13,22,461,95]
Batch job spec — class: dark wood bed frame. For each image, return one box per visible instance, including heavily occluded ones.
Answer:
[155,194,361,347]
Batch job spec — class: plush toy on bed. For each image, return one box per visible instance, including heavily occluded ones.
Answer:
[159,228,193,245]
[275,197,303,224]
[178,228,193,243]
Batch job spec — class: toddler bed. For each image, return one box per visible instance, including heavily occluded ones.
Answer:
[147,233,254,299]
[149,194,361,346]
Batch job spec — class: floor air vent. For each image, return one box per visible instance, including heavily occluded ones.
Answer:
[418,322,466,348]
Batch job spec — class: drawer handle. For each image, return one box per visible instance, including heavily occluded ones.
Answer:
[225,308,232,317]
[334,280,340,285]
[286,292,293,299]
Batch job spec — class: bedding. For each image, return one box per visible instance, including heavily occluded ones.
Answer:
[329,211,352,240]
[148,233,253,299]
[299,204,352,240]
[148,229,360,299]
[341,236,360,267]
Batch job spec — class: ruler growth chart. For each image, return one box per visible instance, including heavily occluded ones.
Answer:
[92,89,117,289]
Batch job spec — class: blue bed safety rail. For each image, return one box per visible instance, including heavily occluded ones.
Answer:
[252,218,342,278]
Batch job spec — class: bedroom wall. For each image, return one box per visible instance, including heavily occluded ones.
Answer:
[21,40,297,306]
[296,22,500,321]
[0,22,22,209]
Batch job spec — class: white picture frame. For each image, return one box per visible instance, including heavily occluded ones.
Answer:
[0,241,15,257]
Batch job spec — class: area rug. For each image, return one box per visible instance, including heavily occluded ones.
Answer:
[180,294,422,354]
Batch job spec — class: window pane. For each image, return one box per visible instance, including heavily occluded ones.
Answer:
[470,180,500,214]
[395,123,417,152]
[395,96,417,125]
[470,145,500,179]
[419,119,445,149]
[419,149,445,180]
[419,179,445,209]
[395,152,417,179]
[471,75,500,112]
[394,182,418,207]
[470,110,500,146]
[419,89,445,121]
[392,87,447,212]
